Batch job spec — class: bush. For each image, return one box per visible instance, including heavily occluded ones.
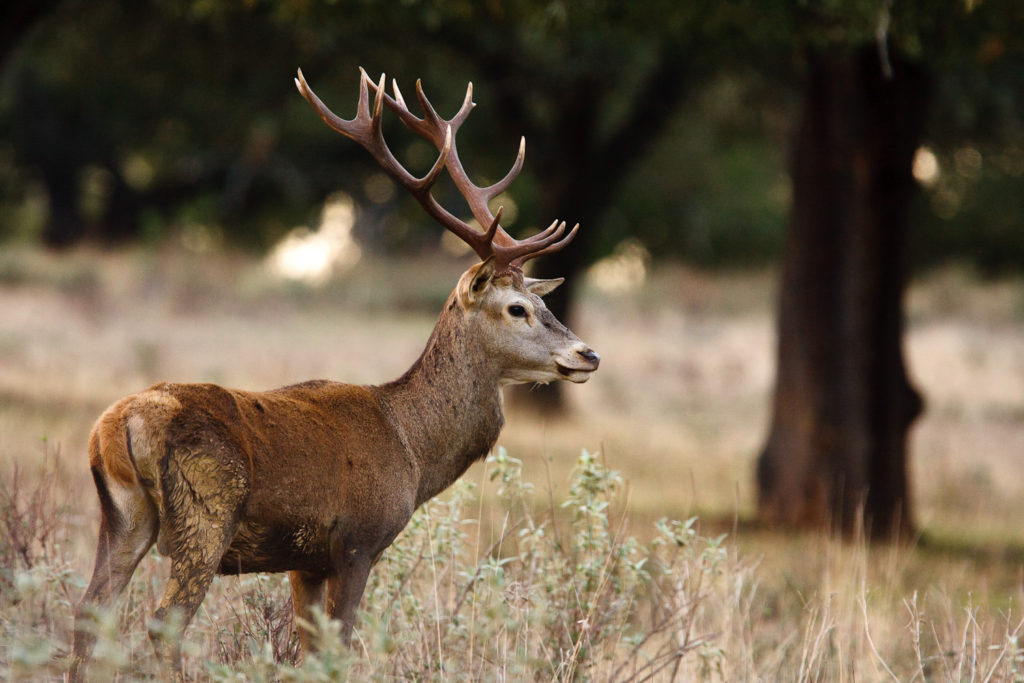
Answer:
[213,448,738,681]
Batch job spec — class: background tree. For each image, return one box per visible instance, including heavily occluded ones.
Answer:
[757,44,927,537]
[756,0,1024,538]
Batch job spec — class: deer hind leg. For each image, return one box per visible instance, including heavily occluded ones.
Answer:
[289,570,326,656]
[70,467,159,682]
[148,443,249,681]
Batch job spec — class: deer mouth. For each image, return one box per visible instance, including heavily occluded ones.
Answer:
[555,362,597,383]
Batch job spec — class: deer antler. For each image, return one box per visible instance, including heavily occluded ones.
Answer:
[294,68,578,273]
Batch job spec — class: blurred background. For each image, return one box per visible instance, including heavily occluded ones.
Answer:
[3,1,1024,676]
[1,0,1023,564]
[2,2,1021,264]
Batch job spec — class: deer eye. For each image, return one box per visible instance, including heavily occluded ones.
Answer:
[508,304,527,318]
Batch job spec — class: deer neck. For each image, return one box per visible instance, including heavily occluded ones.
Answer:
[375,300,505,508]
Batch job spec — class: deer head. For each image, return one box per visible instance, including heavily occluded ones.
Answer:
[295,68,600,384]
[455,258,598,385]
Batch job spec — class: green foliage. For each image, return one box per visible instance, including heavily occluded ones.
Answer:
[0,0,1023,267]
[616,72,791,266]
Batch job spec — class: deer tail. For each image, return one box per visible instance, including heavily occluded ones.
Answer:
[89,398,137,488]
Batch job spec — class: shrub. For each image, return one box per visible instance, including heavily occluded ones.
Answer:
[214,448,738,680]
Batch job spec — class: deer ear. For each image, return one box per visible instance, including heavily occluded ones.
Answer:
[457,257,497,308]
[524,277,564,297]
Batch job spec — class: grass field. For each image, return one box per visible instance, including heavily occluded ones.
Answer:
[1,245,1023,679]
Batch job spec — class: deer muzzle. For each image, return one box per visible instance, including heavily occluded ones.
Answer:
[555,344,600,382]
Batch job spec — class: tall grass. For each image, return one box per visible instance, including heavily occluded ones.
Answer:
[2,446,1023,680]
[2,250,1023,679]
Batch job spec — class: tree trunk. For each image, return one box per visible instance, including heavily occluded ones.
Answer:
[756,46,927,539]
[40,164,82,248]
[518,176,591,414]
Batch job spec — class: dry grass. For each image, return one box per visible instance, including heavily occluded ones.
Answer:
[1,245,1023,679]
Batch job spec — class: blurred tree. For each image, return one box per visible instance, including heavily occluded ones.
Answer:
[757,45,926,538]
[0,0,62,68]
[2,1,317,247]
[756,0,1023,538]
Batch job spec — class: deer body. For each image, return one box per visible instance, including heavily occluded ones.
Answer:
[72,251,597,678]
[71,67,600,680]
[118,380,417,575]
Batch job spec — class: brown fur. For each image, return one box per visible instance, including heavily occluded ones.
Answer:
[91,397,134,486]
[70,260,599,681]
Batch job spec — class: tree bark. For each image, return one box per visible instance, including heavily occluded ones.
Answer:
[756,46,927,539]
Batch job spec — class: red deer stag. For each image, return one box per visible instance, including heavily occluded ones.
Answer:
[70,68,599,681]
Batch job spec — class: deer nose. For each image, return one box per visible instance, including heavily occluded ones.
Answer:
[577,348,600,367]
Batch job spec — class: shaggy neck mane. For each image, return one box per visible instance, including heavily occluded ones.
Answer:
[373,294,505,507]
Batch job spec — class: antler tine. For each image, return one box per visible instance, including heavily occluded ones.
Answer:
[510,223,580,267]
[356,67,371,120]
[507,217,566,250]
[451,81,476,131]
[413,79,444,132]
[483,137,526,200]
[488,220,581,271]
[496,219,564,261]
[295,68,360,142]
[532,219,569,246]
[391,78,407,109]
[370,72,385,125]
[483,205,504,245]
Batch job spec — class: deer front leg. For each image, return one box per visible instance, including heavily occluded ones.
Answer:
[325,553,373,647]
[289,570,326,656]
